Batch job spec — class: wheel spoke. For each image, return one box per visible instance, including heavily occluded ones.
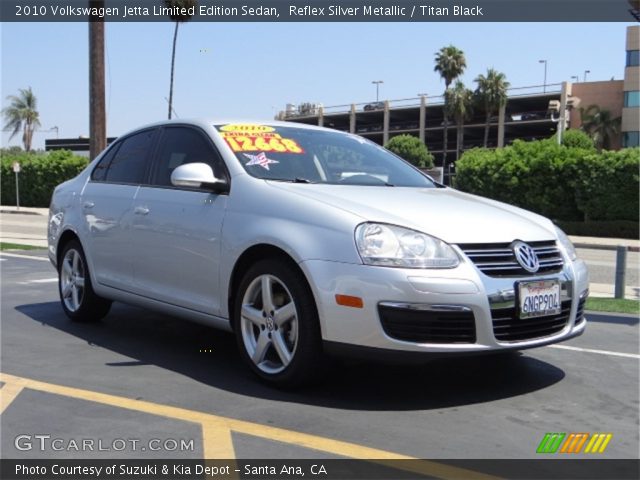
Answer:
[63,259,73,277]
[62,282,73,298]
[241,304,263,327]
[274,302,295,327]
[271,331,292,366]
[72,251,80,275]
[261,276,275,313]
[252,331,270,364]
[71,285,80,310]
[75,276,85,288]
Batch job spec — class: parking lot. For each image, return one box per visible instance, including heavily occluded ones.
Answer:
[1,249,638,478]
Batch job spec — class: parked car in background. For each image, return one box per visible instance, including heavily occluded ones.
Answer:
[48,120,589,387]
[489,114,514,123]
[521,112,546,121]
[364,102,384,111]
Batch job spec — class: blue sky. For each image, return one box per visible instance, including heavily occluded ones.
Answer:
[1,21,630,150]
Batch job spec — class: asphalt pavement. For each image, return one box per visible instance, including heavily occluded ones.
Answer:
[1,251,638,472]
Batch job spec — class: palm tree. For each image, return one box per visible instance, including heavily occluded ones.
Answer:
[445,81,474,161]
[166,0,198,120]
[434,45,466,167]
[580,105,621,150]
[474,68,510,147]
[2,87,41,152]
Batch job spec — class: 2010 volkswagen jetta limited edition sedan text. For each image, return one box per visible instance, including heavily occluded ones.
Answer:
[48,120,589,386]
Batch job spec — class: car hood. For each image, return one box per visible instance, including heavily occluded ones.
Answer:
[268,183,556,244]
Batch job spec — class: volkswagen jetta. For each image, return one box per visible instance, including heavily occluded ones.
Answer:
[48,120,589,386]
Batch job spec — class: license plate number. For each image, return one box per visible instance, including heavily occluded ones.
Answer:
[518,280,561,319]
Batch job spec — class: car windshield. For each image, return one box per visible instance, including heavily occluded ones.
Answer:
[214,124,436,187]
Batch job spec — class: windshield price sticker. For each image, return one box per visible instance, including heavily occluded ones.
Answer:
[219,123,275,133]
[221,132,304,154]
[519,280,561,319]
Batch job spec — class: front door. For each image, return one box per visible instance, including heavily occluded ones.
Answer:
[129,126,229,315]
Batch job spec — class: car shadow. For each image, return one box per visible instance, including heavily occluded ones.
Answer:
[585,311,639,326]
[15,301,566,412]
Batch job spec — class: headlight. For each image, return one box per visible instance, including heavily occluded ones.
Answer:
[554,226,577,261]
[355,223,459,268]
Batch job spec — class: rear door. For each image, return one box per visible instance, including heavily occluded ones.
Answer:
[81,129,157,289]
[129,125,229,315]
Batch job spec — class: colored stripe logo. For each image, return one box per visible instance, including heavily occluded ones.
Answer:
[537,433,613,454]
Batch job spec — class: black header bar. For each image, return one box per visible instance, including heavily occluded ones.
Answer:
[2,459,639,480]
[2,0,640,22]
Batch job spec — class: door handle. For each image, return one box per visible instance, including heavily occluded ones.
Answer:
[83,202,95,209]
[134,206,150,215]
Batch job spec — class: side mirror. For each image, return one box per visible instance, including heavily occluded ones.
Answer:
[171,163,229,193]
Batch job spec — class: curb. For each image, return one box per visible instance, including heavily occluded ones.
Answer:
[0,209,44,216]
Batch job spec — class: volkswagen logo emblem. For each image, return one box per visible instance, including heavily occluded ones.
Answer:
[512,241,540,273]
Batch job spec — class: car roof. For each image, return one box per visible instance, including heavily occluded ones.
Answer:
[118,118,331,139]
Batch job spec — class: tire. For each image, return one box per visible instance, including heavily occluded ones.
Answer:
[58,240,111,322]
[234,259,323,388]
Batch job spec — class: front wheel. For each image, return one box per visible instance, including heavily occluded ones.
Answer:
[234,259,323,387]
[58,240,111,322]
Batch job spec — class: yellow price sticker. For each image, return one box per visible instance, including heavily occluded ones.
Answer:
[223,134,304,154]
[219,124,275,133]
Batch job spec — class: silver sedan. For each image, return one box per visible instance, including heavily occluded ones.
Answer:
[48,120,589,387]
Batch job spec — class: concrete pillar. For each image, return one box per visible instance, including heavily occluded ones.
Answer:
[558,82,571,144]
[349,104,356,134]
[383,100,390,144]
[497,104,506,148]
[318,106,324,127]
[419,95,426,143]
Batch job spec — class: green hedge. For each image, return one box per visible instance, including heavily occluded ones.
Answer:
[1,150,89,207]
[556,220,639,239]
[385,134,434,168]
[454,140,639,224]
[572,148,640,222]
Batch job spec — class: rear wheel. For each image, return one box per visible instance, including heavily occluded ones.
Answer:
[234,259,323,387]
[58,240,111,322]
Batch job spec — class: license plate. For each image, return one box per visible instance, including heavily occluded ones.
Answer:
[518,280,561,319]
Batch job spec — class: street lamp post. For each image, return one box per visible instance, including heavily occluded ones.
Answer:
[583,70,591,82]
[539,59,548,93]
[372,80,383,102]
[571,75,579,83]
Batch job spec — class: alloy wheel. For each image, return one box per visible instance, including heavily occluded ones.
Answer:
[240,274,299,374]
[60,248,85,312]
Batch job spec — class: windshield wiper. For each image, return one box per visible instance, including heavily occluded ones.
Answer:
[293,177,313,183]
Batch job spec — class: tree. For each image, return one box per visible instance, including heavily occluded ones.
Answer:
[2,87,41,152]
[560,129,595,150]
[580,105,621,150]
[445,81,474,160]
[166,0,198,120]
[385,134,434,168]
[434,45,466,167]
[474,68,510,147]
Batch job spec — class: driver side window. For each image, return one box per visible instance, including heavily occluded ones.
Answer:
[151,127,226,188]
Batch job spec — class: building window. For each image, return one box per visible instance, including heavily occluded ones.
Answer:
[627,50,640,67]
[623,132,640,148]
[624,91,640,107]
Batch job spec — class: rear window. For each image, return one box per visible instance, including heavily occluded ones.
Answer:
[214,123,435,188]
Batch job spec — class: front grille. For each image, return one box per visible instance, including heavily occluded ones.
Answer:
[492,300,571,342]
[379,305,476,344]
[458,241,564,277]
[575,296,587,325]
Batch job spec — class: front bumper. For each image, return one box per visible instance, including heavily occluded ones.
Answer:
[300,256,589,354]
